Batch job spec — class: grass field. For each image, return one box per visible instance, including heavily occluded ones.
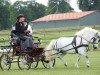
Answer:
[0,26,100,75]
[0,50,100,75]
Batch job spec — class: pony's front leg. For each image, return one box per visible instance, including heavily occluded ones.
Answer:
[59,54,67,67]
[85,55,90,67]
[77,47,90,68]
[75,54,81,68]
[49,59,54,69]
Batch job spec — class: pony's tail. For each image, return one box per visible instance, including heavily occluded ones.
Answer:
[45,39,56,51]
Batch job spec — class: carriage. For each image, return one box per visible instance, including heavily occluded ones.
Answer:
[0,35,55,71]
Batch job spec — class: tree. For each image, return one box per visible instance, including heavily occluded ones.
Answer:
[78,0,100,11]
[10,1,30,25]
[12,1,46,22]
[25,1,46,21]
[47,0,73,14]
[0,0,46,29]
[0,0,11,29]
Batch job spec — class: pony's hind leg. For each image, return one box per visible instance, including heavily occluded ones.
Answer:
[75,54,81,68]
[85,55,90,67]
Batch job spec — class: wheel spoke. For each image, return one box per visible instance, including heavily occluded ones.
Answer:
[0,54,11,70]
[31,60,38,68]
[18,54,31,70]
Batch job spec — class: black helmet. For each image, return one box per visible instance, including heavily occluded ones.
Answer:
[17,14,25,19]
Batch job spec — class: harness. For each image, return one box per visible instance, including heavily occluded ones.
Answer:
[52,35,98,54]
[44,31,99,57]
[72,36,88,53]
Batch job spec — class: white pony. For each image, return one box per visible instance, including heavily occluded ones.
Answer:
[44,27,100,68]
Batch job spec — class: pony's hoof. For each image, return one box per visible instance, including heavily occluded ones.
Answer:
[50,67,54,69]
[75,64,79,68]
[86,63,90,68]
[64,64,67,67]
[87,65,90,68]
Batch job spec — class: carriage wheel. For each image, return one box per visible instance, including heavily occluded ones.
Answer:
[42,59,55,68]
[18,54,31,70]
[0,54,11,71]
[31,59,38,69]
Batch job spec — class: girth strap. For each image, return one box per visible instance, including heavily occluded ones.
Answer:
[72,36,88,53]
[72,36,78,53]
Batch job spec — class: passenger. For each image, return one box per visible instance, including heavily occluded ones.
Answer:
[23,21,33,38]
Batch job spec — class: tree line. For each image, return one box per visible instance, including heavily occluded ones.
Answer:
[0,0,100,30]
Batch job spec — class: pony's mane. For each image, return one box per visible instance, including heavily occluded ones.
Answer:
[44,39,56,51]
[75,27,98,36]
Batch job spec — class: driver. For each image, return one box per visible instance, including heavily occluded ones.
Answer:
[13,14,33,51]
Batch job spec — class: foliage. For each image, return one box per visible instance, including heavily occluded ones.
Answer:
[0,0,73,29]
[47,0,73,14]
[0,0,100,30]
[10,0,46,25]
[78,0,100,11]
[0,0,11,29]
[0,0,46,29]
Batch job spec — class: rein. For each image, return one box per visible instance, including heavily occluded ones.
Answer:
[77,35,96,44]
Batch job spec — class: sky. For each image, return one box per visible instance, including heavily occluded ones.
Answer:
[11,0,48,6]
[10,0,82,12]
[69,0,82,12]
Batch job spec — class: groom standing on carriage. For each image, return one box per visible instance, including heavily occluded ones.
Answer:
[11,14,34,51]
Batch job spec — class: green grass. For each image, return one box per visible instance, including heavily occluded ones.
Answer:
[0,50,100,75]
[0,26,100,75]
[32,25,100,32]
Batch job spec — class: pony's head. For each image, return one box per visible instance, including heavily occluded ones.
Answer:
[92,32,100,49]
[44,40,57,61]
[75,27,100,49]
[92,36,100,49]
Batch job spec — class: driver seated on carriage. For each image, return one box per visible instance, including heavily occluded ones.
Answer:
[11,14,34,53]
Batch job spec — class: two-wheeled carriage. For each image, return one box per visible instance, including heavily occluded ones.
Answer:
[0,36,55,71]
